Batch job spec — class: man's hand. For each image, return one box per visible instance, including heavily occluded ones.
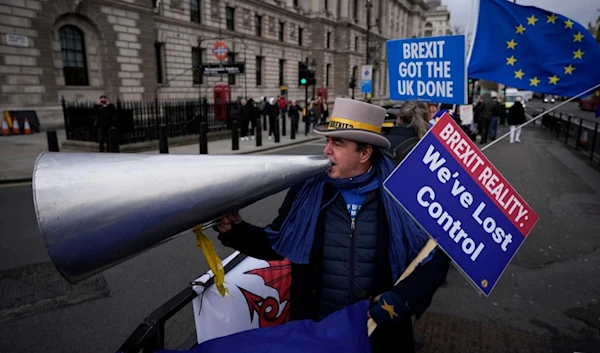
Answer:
[215,212,242,233]
[367,291,408,324]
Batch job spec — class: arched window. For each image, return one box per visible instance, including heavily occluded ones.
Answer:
[59,25,89,86]
[424,22,433,37]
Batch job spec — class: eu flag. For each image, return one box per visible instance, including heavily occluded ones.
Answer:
[468,0,600,97]
[156,300,372,353]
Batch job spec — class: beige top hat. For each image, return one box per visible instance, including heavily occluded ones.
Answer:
[313,98,391,149]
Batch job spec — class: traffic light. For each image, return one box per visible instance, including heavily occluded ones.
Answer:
[308,70,316,86]
[298,62,309,86]
[349,77,356,89]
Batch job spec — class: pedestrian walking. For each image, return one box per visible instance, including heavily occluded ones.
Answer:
[508,97,526,143]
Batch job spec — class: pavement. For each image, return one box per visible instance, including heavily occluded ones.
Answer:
[1,105,599,352]
[0,129,321,183]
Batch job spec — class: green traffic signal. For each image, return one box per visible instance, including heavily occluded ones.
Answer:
[300,78,307,85]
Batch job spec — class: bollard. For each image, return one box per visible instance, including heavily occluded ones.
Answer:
[232,120,239,151]
[274,118,280,143]
[199,121,208,154]
[290,119,296,140]
[159,124,169,154]
[282,115,286,136]
[46,130,59,152]
[256,117,262,147]
[108,127,120,153]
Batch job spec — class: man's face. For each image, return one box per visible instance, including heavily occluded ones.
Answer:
[323,137,371,179]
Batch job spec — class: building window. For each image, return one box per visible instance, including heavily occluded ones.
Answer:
[190,0,201,23]
[326,63,331,87]
[353,0,358,22]
[298,27,303,46]
[354,36,358,51]
[226,6,235,31]
[324,0,328,11]
[327,32,331,49]
[155,42,165,83]
[279,22,285,42]
[228,53,236,85]
[279,59,285,86]
[59,25,89,86]
[152,0,158,9]
[255,56,262,86]
[424,23,433,37]
[293,0,298,6]
[255,15,262,37]
[192,47,202,84]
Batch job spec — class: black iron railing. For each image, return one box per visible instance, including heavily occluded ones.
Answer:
[535,108,600,163]
[62,97,240,145]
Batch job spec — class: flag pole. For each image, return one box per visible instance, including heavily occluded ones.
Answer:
[367,83,600,337]
[481,82,600,152]
[466,0,480,65]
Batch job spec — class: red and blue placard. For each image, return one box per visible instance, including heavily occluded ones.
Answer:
[383,113,538,296]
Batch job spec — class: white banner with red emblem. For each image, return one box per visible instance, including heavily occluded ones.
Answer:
[192,251,292,345]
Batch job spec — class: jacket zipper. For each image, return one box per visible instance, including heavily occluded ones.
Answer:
[349,217,356,303]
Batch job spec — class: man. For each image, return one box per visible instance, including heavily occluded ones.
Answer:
[488,97,503,141]
[94,95,115,152]
[215,98,449,352]
[288,100,301,134]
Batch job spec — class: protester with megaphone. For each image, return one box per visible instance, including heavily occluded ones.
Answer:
[216,98,450,353]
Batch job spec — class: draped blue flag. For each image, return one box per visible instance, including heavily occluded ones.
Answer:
[155,300,372,353]
[468,0,600,97]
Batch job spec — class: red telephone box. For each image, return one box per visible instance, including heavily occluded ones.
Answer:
[213,84,231,121]
[317,87,328,101]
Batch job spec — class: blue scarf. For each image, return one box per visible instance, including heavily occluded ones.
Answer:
[265,156,431,281]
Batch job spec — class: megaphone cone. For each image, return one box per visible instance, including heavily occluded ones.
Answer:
[33,152,331,284]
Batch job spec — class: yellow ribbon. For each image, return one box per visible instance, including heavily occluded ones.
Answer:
[193,224,229,297]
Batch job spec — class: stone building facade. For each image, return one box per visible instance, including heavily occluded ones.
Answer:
[0,0,430,129]
[424,0,451,37]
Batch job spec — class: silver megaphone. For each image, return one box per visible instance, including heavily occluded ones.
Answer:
[32,152,331,284]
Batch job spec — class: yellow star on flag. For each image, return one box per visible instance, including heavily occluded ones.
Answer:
[514,69,525,79]
[573,49,584,59]
[564,64,575,74]
[515,24,526,34]
[527,14,538,26]
[564,19,574,29]
[506,56,517,66]
[380,299,399,320]
[549,75,560,85]
[507,39,518,49]
[547,14,558,24]
[573,32,584,42]
[529,77,540,87]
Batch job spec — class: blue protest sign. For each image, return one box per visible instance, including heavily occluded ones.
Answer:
[387,35,466,104]
[383,114,538,296]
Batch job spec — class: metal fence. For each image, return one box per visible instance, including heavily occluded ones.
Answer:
[62,97,240,145]
[536,108,600,163]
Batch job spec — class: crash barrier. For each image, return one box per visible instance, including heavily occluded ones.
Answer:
[535,108,600,164]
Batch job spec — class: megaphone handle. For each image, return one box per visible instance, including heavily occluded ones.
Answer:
[202,219,220,230]
[367,238,438,337]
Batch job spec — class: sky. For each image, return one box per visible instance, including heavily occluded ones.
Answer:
[444,0,599,33]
